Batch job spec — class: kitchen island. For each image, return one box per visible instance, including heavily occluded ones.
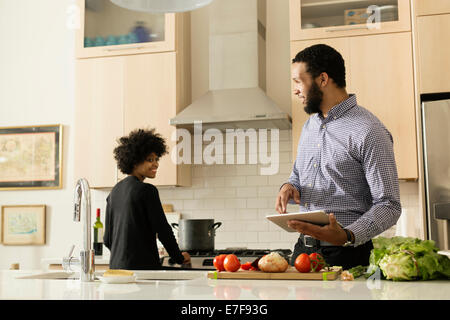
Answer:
[0,270,448,300]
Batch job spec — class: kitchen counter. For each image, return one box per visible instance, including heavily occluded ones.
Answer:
[0,270,449,301]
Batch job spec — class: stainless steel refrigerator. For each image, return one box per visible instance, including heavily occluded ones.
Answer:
[421,96,450,250]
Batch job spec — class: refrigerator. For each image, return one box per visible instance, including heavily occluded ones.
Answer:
[421,95,450,250]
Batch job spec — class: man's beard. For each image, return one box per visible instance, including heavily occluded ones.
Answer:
[303,82,323,115]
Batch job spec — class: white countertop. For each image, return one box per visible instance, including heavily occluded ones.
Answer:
[1,270,449,300]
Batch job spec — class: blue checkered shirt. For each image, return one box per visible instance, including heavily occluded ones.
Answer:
[287,94,401,246]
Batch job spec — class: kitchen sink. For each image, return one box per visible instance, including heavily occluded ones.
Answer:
[16,270,208,281]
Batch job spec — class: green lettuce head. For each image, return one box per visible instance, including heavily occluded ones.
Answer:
[378,251,419,281]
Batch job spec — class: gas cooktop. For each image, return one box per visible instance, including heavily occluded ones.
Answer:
[161,248,292,270]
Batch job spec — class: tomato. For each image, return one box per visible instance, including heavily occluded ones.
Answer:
[294,253,311,273]
[309,253,325,272]
[213,254,227,271]
[223,254,241,272]
[240,261,252,270]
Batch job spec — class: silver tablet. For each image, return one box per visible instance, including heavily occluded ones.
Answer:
[266,210,330,232]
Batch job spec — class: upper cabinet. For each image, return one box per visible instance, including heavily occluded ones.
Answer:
[289,0,411,41]
[416,13,450,94]
[415,0,450,16]
[76,0,175,58]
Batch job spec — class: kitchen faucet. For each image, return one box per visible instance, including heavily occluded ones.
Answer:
[63,178,95,282]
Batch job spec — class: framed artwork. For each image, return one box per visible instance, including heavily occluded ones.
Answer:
[0,124,62,190]
[1,205,46,245]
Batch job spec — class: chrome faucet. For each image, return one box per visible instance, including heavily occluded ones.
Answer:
[65,178,95,282]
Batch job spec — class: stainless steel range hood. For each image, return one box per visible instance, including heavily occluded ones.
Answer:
[170,0,291,132]
[170,87,291,131]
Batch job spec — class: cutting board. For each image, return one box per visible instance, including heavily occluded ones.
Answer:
[207,266,342,281]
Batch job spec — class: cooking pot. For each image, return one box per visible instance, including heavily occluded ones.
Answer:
[171,219,222,251]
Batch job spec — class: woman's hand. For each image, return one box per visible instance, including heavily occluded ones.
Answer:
[181,252,191,264]
[287,213,348,246]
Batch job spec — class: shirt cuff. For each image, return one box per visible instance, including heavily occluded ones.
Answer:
[344,223,367,247]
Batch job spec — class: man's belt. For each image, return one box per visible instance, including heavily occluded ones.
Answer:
[300,234,335,247]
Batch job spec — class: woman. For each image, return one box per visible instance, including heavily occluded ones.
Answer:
[104,128,190,270]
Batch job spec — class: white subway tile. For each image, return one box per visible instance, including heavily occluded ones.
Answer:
[235,164,258,176]
[204,176,226,187]
[225,198,247,209]
[236,208,258,220]
[236,187,257,198]
[245,220,269,232]
[258,186,279,197]
[247,198,269,209]
[246,175,268,186]
[225,175,246,187]
[258,231,280,242]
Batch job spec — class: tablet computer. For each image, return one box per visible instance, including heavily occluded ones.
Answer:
[266,210,330,232]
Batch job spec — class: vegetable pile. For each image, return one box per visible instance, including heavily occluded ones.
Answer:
[367,236,450,281]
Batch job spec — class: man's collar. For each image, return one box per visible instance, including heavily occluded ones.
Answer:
[318,94,357,122]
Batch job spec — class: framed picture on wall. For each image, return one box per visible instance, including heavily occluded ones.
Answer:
[1,205,46,245]
[0,124,62,190]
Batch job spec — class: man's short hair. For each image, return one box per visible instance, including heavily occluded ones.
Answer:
[292,44,346,88]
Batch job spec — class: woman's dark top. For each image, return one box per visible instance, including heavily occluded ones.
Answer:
[104,176,184,269]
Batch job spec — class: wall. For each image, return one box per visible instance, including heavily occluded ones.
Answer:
[0,0,80,270]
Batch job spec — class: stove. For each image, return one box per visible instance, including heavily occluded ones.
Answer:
[161,248,292,270]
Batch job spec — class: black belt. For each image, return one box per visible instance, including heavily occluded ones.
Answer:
[300,234,334,247]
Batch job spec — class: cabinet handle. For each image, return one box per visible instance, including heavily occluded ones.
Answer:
[104,45,147,52]
[325,26,370,32]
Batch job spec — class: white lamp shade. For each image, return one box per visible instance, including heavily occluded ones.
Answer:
[110,0,214,13]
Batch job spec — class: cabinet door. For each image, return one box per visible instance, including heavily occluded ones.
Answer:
[290,0,411,41]
[415,0,450,16]
[123,53,189,186]
[76,0,175,59]
[290,38,350,160]
[349,32,417,179]
[417,14,450,94]
[74,57,124,188]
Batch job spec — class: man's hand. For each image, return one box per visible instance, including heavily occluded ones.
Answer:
[275,183,300,214]
[287,213,348,246]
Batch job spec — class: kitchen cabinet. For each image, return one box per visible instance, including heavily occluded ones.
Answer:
[290,32,418,179]
[74,10,191,188]
[76,0,175,58]
[414,0,450,16]
[289,0,411,41]
[416,14,450,94]
[75,52,191,188]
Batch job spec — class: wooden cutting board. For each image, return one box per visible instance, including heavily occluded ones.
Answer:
[207,266,342,281]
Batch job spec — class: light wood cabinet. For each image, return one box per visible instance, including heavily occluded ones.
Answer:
[416,14,450,94]
[74,12,191,188]
[74,57,124,188]
[75,52,191,188]
[76,0,175,58]
[415,0,450,16]
[290,32,418,179]
[289,0,411,41]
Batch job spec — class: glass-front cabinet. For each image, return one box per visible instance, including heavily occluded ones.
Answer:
[289,0,411,40]
[76,0,175,58]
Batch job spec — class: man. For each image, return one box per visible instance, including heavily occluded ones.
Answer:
[275,44,401,269]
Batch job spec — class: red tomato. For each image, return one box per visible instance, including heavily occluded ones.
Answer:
[309,253,325,272]
[294,253,311,273]
[213,254,227,271]
[240,261,252,270]
[223,254,241,272]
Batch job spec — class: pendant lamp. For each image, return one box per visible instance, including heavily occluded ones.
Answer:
[110,0,214,13]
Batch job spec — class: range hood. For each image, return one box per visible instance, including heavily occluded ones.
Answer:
[170,0,291,132]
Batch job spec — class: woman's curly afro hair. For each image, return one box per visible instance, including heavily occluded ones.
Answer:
[114,128,168,175]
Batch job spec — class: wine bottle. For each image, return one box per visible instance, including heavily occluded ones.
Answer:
[93,208,104,256]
